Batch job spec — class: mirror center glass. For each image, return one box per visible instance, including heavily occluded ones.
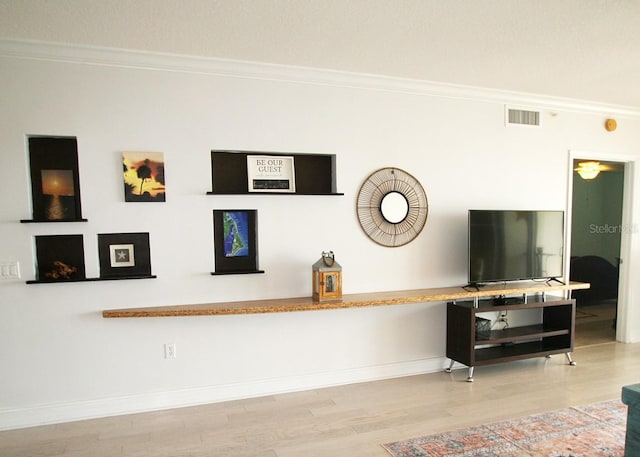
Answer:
[380,191,409,224]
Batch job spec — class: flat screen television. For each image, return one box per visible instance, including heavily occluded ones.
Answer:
[468,210,565,285]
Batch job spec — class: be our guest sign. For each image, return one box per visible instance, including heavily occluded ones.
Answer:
[247,155,296,192]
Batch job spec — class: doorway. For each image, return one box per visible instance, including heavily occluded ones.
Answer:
[570,158,624,346]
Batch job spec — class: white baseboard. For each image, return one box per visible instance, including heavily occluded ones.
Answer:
[0,356,449,431]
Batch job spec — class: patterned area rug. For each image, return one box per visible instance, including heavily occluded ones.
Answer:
[383,400,627,457]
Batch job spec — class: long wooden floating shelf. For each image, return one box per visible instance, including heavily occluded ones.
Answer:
[102,281,590,318]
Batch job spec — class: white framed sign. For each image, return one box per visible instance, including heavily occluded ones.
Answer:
[247,155,296,193]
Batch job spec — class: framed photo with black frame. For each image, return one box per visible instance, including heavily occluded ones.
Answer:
[98,232,153,279]
[34,234,86,282]
[212,209,263,274]
[25,136,85,222]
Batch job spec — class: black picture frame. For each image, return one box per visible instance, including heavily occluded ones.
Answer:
[212,209,262,274]
[98,232,152,278]
[34,234,86,282]
[26,136,84,222]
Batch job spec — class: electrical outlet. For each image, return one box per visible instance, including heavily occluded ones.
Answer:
[164,343,177,359]
[496,311,509,328]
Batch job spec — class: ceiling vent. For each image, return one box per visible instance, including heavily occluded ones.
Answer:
[506,107,540,126]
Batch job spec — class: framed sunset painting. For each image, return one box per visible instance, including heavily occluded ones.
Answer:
[122,151,166,202]
[26,136,84,221]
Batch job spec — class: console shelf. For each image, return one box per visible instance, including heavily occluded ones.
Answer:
[474,340,565,363]
[446,296,576,381]
[475,324,569,345]
[102,281,588,317]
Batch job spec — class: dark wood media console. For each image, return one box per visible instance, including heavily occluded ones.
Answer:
[446,295,575,381]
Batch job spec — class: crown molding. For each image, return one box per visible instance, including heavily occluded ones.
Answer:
[1,38,639,118]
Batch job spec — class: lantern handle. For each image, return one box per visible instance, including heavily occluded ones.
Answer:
[322,251,335,267]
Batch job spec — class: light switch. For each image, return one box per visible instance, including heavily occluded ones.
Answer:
[0,261,20,280]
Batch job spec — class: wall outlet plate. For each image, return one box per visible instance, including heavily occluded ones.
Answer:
[164,343,176,359]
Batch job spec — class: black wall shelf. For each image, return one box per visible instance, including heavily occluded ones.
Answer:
[208,150,342,195]
[210,270,265,276]
[27,275,157,284]
[20,219,88,223]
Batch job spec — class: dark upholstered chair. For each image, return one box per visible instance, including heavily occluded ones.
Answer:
[570,255,619,306]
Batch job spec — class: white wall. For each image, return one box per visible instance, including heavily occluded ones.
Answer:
[1,41,639,430]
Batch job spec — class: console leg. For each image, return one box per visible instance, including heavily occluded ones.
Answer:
[445,359,454,373]
[566,353,576,366]
[467,366,474,382]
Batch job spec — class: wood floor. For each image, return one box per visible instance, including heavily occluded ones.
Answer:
[1,321,636,457]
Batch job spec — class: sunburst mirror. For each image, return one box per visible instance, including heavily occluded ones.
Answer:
[356,167,428,247]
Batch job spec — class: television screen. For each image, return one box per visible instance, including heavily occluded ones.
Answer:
[468,210,565,284]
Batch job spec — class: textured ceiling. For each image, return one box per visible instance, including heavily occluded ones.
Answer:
[1,0,639,108]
